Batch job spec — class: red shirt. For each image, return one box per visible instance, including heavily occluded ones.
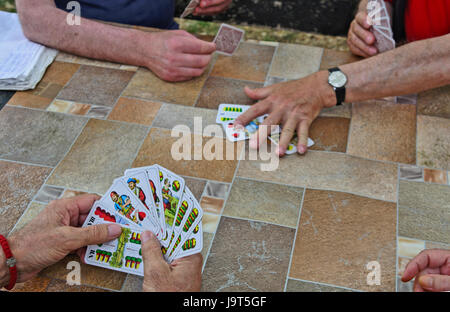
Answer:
[385,0,450,41]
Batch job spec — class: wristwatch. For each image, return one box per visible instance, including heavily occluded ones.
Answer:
[327,67,348,106]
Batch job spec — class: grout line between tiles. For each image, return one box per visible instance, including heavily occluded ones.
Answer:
[283,187,305,292]
[220,214,297,230]
[287,277,362,292]
[345,102,354,153]
[193,55,218,108]
[0,158,54,169]
[395,164,400,292]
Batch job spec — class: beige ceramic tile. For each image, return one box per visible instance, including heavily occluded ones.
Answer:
[289,189,397,292]
[46,279,108,292]
[397,237,425,258]
[7,92,53,109]
[202,213,220,234]
[417,84,450,119]
[269,43,323,80]
[423,168,448,184]
[309,117,350,152]
[107,97,161,126]
[319,49,362,71]
[201,232,214,266]
[11,276,52,292]
[200,196,225,214]
[417,115,450,170]
[11,202,46,233]
[286,279,352,292]
[238,150,398,202]
[347,101,416,164]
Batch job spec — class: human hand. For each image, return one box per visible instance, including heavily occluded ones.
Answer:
[7,194,122,283]
[401,249,450,292]
[347,11,378,58]
[141,231,202,292]
[194,0,232,15]
[143,30,216,82]
[234,71,335,157]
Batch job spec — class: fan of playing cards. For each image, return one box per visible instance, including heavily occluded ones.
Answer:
[367,0,396,53]
[82,165,203,276]
[217,104,315,154]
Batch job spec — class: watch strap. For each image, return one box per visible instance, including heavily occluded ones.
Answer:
[328,67,346,106]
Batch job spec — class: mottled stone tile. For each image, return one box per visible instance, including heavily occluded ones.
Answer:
[397,94,418,105]
[85,106,111,119]
[40,254,126,290]
[264,76,287,87]
[152,103,220,136]
[0,106,87,166]
[202,217,295,292]
[286,279,352,292]
[61,189,88,199]
[210,42,275,82]
[46,279,108,292]
[201,232,214,267]
[319,49,362,71]
[34,185,65,203]
[223,178,303,228]
[200,196,224,214]
[319,102,352,118]
[202,213,220,234]
[417,85,450,119]
[196,77,263,109]
[7,92,53,109]
[269,43,323,80]
[398,180,450,243]
[0,161,50,234]
[289,189,397,292]
[11,276,52,292]
[55,52,128,71]
[183,177,207,200]
[68,103,91,115]
[205,181,229,199]
[309,117,350,152]
[132,128,241,183]
[121,274,143,292]
[398,237,425,258]
[399,165,423,181]
[348,101,416,164]
[122,66,210,106]
[397,277,414,292]
[238,150,398,202]
[41,61,81,86]
[423,168,448,184]
[57,65,134,106]
[11,202,46,233]
[425,241,450,250]
[47,100,72,113]
[107,97,161,126]
[47,119,148,194]
[397,257,410,277]
[417,115,450,170]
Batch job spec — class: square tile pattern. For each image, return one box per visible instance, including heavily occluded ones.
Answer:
[4,36,449,293]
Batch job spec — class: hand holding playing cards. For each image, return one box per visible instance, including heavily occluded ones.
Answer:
[348,11,378,57]
[145,30,216,82]
[234,71,334,156]
[141,231,202,292]
[401,249,450,292]
[6,194,122,283]
[194,0,232,15]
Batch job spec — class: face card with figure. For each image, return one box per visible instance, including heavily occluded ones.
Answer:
[85,222,145,276]
[156,165,186,247]
[98,179,159,234]
[171,222,203,261]
[180,0,200,18]
[213,23,245,56]
[120,171,162,238]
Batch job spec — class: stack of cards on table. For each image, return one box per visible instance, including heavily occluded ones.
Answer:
[216,104,314,155]
[82,164,203,276]
[367,0,396,53]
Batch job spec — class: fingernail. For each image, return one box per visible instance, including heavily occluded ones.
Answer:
[298,144,307,154]
[142,231,154,243]
[420,276,433,289]
[276,146,285,156]
[108,224,122,237]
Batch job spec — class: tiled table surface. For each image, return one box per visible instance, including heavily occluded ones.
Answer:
[1,26,449,292]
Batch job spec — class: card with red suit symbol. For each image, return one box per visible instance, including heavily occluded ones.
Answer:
[213,23,245,56]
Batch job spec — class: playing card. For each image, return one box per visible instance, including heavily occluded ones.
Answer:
[98,179,158,233]
[223,115,281,143]
[120,171,162,238]
[85,223,145,276]
[170,222,203,262]
[372,26,396,53]
[156,165,186,247]
[216,104,251,125]
[180,0,200,18]
[213,23,245,56]
[268,132,315,155]
[83,201,134,228]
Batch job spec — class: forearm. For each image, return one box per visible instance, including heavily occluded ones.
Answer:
[340,34,450,103]
[16,0,151,68]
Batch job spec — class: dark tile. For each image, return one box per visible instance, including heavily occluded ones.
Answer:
[0,106,87,166]
[0,160,51,234]
[417,85,450,119]
[183,177,207,200]
[202,217,295,292]
[196,77,263,109]
[399,165,423,181]
[309,117,350,152]
[57,65,134,106]
[205,181,229,199]
[34,185,65,203]
[0,90,15,109]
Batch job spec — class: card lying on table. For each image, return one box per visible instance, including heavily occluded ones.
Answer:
[213,24,245,56]
[82,164,203,276]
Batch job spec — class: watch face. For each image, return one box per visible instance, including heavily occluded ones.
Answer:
[328,71,347,88]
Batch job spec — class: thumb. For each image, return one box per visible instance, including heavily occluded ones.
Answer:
[244,85,272,100]
[65,223,122,249]
[419,274,450,292]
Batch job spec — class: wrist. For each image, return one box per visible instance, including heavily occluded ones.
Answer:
[136,30,159,69]
[316,70,339,108]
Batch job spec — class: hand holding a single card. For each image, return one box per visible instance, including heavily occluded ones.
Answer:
[235,72,334,156]
[4,195,122,284]
[144,30,216,82]
[401,249,450,292]
[193,0,232,15]
[348,11,378,57]
[141,231,202,292]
